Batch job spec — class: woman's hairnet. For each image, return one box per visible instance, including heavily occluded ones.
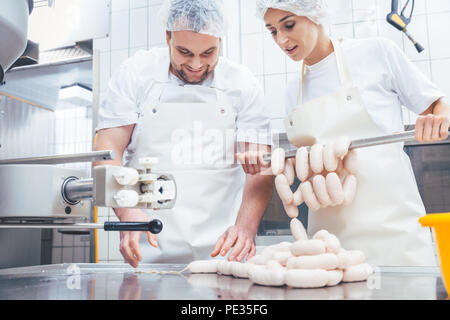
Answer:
[159,0,227,38]
[256,0,329,26]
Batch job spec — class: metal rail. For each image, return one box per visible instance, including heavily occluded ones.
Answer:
[0,150,115,165]
[263,130,450,162]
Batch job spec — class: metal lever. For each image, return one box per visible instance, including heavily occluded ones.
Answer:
[103,220,163,233]
[0,219,164,234]
[263,130,450,162]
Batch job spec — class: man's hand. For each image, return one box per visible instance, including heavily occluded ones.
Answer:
[235,142,272,175]
[116,208,158,268]
[210,225,257,262]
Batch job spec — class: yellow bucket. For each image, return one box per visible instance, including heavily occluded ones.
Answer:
[419,213,450,296]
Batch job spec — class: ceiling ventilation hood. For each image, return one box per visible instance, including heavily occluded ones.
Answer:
[0,0,33,82]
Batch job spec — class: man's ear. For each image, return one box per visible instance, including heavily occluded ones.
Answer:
[166,30,171,46]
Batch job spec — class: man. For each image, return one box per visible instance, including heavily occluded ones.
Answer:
[94,0,274,267]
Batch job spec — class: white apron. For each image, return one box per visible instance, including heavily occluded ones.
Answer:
[285,38,435,266]
[128,81,245,263]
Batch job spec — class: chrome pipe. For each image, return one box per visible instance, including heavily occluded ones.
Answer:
[263,130,450,162]
[0,223,101,230]
[0,150,115,165]
[62,178,94,204]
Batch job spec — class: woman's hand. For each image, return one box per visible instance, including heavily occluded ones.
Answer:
[416,99,450,142]
[415,114,449,142]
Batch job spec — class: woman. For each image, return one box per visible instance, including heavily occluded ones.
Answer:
[256,0,450,266]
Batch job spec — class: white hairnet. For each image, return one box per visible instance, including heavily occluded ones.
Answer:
[159,0,227,38]
[256,0,329,26]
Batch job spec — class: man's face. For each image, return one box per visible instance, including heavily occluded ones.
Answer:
[166,30,220,84]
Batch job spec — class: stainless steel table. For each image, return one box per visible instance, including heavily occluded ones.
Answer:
[0,263,447,300]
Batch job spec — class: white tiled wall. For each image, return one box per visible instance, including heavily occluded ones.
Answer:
[95,0,166,103]
[93,0,166,263]
[93,0,450,263]
[234,0,450,132]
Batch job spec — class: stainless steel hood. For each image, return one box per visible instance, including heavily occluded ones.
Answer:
[0,0,33,82]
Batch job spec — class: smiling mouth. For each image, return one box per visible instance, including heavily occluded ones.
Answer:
[185,66,204,73]
[285,45,298,54]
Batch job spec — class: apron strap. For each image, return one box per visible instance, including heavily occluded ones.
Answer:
[297,38,354,105]
[140,73,230,113]
[214,88,229,108]
[139,81,165,116]
[331,38,353,89]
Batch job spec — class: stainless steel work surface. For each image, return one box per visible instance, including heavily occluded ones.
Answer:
[0,263,447,300]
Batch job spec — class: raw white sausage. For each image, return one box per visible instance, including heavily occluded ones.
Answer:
[310,144,324,174]
[286,253,339,270]
[337,249,366,269]
[323,142,338,172]
[313,230,341,254]
[334,136,350,159]
[312,229,330,240]
[272,251,294,266]
[300,181,321,211]
[326,269,344,287]
[284,203,299,219]
[275,174,294,205]
[285,269,329,288]
[292,187,303,206]
[324,235,341,254]
[342,263,373,282]
[272,242,292,252]
[261,245,278,259]
[290,218,308,241]
[229,261,249,279]
[343,149,358,174]
[325,172,345,205]
[342,174,357,205]
[290,239,326,256]
[266,260,284,270]
[187,260,219,273]
[246,255,267,265]
[295,147,311,181]
[248,265,286,286]
[284,158,296,186]
[312,175,333,207]
[271,148,286,175]
[217,260,233,276]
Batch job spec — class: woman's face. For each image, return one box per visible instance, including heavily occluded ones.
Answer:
[264,8,321,62]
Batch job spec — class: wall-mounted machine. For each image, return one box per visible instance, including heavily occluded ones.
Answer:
[0,151,177,234]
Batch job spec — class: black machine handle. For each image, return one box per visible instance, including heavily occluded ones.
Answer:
[104,219,163,234]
